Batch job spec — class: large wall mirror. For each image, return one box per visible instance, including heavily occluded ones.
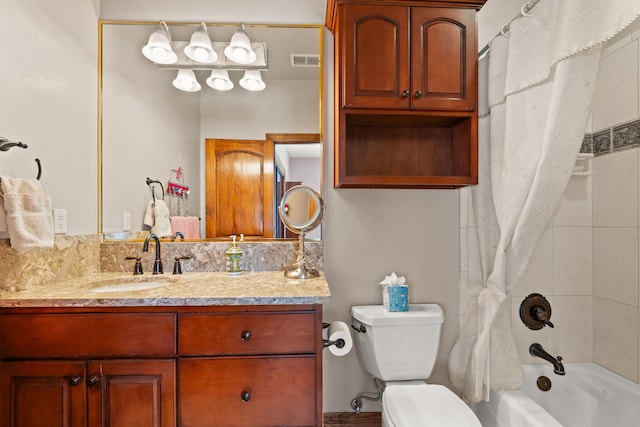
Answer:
[99,21,322,240]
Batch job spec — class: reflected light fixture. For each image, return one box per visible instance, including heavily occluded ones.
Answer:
[173,69,201,92]
[143,22,268,92]
[184,23,217,63]
[224,24,257,65]
[142,21,177,64]
[206,70,234,91]
[239,70,266,91]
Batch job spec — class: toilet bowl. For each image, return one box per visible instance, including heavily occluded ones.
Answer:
[351,304,480,427]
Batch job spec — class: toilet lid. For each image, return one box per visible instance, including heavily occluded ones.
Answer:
[383,384,481,427]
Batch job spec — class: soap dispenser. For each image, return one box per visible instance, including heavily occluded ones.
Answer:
[225,235,243,275]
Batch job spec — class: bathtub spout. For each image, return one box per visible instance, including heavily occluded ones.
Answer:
[529,343,565,375]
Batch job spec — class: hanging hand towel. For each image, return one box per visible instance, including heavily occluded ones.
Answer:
[0,177,54,252]
[143,200,155,228]
[150,199,172,237]
[170,216,200,239]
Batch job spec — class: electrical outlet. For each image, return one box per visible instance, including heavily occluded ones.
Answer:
[53,209,67,234]
[122,212,131,231]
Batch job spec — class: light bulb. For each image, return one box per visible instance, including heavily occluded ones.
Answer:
[233,47,248,62]
[212,78,226,90]
[193,47,209,62]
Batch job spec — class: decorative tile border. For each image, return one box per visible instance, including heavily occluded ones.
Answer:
[584,118,640,156]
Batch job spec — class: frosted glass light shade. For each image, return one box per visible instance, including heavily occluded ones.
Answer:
[184,23,217,64]
[206,70,234,91]
[172,69,201,92]
[142,25,177,64]
[224,28,257,64]
[239,70,265,91]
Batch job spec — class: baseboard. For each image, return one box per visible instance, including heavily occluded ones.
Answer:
[323,412,382,426]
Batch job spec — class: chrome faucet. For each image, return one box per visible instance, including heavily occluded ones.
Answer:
[529,343,565,375]
[142,233,163,274]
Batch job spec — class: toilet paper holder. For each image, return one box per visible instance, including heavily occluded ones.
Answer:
[322,322,346,349]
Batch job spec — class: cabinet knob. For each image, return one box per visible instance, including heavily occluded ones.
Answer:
[241,390,251,402]
[241,330,252,342]
[401,90,410,98]
[86,375,101,386]
[414,90,422,98]
[69,376,83,386]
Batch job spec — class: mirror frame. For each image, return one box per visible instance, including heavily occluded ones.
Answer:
[97,20,324,239]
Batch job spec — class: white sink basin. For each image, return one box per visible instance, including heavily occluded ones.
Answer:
[89,276,176,293]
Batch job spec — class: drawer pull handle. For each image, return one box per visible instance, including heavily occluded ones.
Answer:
[241,330,252,342]
[86,375,101,386]
[69,376,83,386]
[401,90,410,98]
[414,90,422,98]
[241,390,251,402]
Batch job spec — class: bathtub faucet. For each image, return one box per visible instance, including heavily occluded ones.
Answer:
[529,343,565,375]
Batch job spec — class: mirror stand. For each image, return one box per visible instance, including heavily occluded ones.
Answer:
[284,231,320,279]
[278,185,325,279]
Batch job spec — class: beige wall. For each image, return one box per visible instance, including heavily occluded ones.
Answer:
[0,0,98,235]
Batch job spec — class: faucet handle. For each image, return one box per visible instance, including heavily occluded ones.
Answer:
[519,293,554,330]
[172,256,191,275]
[125,256,143,275]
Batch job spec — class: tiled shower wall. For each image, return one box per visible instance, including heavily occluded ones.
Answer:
[459,21,640,384]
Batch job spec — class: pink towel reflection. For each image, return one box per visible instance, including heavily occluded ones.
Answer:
[170,216,200,239]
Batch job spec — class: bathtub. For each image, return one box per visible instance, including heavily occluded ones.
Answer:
[471,363,640,427]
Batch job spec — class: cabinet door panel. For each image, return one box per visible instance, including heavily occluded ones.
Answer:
[87,360,175,427]
[0,361,85,427]
[179,357,316,427]
[411,8,477,110]
[343,4,410,109]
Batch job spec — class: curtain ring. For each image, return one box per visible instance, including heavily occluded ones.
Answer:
[501,25,509,37]
[521,2,532,17]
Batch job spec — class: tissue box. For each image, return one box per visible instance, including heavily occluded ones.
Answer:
[383,284,409,312]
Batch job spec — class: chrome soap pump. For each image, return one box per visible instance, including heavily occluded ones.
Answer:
[225,235,243,275]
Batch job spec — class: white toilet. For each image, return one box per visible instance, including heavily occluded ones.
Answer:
[351,304,480,427]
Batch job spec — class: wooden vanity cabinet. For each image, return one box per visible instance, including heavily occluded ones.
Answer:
[327,0,486,188]
[178,308,323,427]
[0,305,323,427]
[0,311,176,427]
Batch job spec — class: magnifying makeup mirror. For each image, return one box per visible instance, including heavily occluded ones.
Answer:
[278,185,325,279]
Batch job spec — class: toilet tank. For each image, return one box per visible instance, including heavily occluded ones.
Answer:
[351,304,444,381]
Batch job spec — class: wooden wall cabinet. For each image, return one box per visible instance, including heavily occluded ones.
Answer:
[327,0,487,188]
[0,305,323,427]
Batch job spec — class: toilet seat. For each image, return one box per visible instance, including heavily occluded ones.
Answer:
[383,384,481,427]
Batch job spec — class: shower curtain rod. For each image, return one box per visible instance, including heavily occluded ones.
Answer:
[478,0,541,57]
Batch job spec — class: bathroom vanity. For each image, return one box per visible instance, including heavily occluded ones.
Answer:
[0,272,330,427]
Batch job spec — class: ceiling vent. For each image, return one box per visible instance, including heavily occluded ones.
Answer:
[290,54,320,67]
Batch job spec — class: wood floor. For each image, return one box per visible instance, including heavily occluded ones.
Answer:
[323,412,382,427]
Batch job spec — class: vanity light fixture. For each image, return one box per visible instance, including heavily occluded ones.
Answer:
[184,23,217,64]
[143,22,268,92]
[173,69,201,92]
[206,70,234,91]
[224,24,257,65]
[239,70,266,91]
[142,21,177,64]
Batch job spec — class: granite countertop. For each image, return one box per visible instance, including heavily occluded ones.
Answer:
[0,271,331,307]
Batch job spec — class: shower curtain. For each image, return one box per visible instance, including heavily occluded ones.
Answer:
[449,0,640,404]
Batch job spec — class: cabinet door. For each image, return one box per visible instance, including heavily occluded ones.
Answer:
[0,361,85,427]
[86,360,175,427]
[410,7,477,111]
[179,357,317,427]
[342,4,410,109]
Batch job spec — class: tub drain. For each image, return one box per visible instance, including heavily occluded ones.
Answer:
[537,375,552,391]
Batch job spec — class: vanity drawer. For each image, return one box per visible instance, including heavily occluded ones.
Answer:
[0,313,176,358]
[178,312,317,355]
[179,356,317,427]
